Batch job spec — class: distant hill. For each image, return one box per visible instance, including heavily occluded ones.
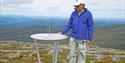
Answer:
[0,15,125,49]
[93,24,125,50]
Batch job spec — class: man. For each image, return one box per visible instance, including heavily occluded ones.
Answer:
[59,1,94,63]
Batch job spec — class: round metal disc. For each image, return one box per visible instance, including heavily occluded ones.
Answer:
[30,33,68,40]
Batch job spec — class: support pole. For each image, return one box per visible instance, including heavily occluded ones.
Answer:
[35,40,41,63]
[52,41,59,63]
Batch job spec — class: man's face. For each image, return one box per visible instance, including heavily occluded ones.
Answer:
[74,4,85,12]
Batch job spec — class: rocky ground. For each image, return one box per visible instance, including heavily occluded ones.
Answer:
[0,41,125,63]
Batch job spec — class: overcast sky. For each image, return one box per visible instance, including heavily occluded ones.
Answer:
[0,0,125,18]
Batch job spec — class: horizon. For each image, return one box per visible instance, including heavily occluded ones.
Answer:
[1,14,125,20]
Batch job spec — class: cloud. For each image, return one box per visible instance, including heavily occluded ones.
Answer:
[45,7,61,11]
[0,0,124,18]
[0,0,34,7]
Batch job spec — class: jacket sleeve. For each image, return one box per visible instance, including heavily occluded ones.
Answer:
[62,14,73,34]
[87,11,94,40]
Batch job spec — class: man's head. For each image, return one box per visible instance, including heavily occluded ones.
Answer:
[73,2,85,12]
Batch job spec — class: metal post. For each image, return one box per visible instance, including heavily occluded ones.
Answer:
[49,27,51,36]
[34,40,41,63]
[52,41,59,63]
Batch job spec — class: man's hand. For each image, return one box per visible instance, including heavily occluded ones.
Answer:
[85,40,91,45]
